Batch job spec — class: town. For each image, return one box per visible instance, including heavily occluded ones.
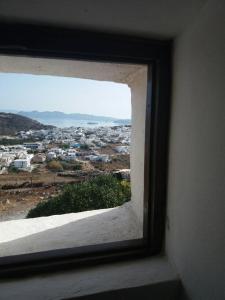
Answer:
[0,125,131,220]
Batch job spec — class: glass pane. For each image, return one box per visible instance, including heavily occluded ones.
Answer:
[0,55,148,257]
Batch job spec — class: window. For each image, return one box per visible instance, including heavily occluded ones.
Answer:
[0,58,146,254]
[0,22,171,276]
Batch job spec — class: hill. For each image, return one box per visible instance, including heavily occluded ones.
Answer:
[18,110,118,122]
[0,112,54,136]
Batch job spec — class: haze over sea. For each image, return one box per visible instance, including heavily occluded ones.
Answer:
[1,109,131,129]
[35,118,127,128]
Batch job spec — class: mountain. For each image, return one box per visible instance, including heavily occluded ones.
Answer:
[0,112,54,136]
[17,111,130,123]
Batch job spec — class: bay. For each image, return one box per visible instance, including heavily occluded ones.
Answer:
[32,117,130,128]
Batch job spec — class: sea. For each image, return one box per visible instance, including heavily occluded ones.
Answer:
[34,118,130,128]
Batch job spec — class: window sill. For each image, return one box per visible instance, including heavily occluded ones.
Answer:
[0,256,181,300]
[0,202,142,257]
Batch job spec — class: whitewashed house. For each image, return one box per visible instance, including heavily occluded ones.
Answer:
[114,146,130,154]
[13,155,33,170]
[47,152,57,160]
[65,151,77,161]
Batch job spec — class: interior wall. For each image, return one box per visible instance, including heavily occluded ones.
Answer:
[166,0,225,299]
[0,0,208,39]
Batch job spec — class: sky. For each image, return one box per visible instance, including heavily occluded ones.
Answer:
[0,73,131,119]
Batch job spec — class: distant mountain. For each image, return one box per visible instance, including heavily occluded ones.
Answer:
[0,112,54,136]
[18,111,123,122]
[0,109,19,114]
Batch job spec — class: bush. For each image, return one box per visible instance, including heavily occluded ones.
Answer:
[26,175,131,218]
[72,162,82,170]
[60,161,82,171]
[61,144,70,149]
[80,144,89,150]
[8,166,20,173]
[27,149,38,155]
[47,160,63,172]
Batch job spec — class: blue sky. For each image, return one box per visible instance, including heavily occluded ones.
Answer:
[0,73,131,119]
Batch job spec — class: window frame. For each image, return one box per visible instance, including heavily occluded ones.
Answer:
[0,22,171,277]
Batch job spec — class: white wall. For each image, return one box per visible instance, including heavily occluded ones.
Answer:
[166,0,225,299]
[130,68,147,226]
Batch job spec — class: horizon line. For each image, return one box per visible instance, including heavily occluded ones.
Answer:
[0,109,131,120]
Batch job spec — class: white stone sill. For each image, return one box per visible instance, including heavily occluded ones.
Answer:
[0,202,142,257]
[0,256,180,300]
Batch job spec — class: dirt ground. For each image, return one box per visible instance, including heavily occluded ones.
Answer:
[0,148,130,221]
[0,167,81,221]
[91,154,130,171]
[0,185,61,221]
[0,172,81,221]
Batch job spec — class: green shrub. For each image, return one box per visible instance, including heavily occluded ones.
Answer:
[26,175,131,218]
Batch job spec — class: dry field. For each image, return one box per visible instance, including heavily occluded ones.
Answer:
[0,146,130,221]
[0,170,80,221]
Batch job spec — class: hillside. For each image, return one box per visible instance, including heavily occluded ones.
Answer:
[0,112,54,136]
[18,111,118,121]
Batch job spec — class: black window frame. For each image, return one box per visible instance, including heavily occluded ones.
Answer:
[0,22,171,277]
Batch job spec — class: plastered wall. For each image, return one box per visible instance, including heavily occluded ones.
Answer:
[166,0,225,299]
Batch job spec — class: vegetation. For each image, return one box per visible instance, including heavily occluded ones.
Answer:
[8,166,20,173]
[47,160,63,172]
[60,160,83,171]
[80,144,89,150]
[47,160,82,172]
[27,149,39,155]
[0,138,37,146]
[26,175,131,218]
[61,143,70,149]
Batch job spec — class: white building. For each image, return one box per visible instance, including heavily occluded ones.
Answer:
[65,152,77,161]
[13,158,31,170]
[100,154,111,163]
[114,146,130,154]
[47,152,57,160]
[23,142,43,150]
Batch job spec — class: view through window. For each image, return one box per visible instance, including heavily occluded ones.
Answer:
[0,74,131,221]
[0,56,148,257]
